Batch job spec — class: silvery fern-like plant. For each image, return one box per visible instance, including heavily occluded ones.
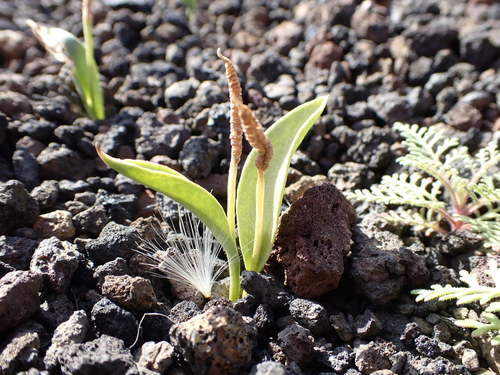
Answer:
[413,259,500,345]
[347,123,500,248]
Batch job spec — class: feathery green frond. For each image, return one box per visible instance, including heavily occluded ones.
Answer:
[348,122,500,245]
[413,260,500,344]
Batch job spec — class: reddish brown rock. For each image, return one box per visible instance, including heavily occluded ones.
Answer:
[0,270,42,333]
[101,274,157,312]
[266,183,357,298]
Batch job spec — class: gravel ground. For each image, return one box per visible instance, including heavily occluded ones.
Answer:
[1,0,500,374]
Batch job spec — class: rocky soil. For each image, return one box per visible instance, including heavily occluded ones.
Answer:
[1,0,500,374]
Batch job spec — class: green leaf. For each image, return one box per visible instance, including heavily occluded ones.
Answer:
[96,146,241,300]
[236,96,328,271]
[27,19,104,120]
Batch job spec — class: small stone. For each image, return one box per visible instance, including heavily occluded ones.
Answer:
[179,136,220,179]
[265,21,303,55]
[277,323,315,366]
[249,361,286,375]
[30,237,83,293]
[330,313,354,342]
[0,270,42,333]
[170,306,252,375]
[31,180,59,212]
[461,348,480,372]
[37,143,94,181]
[72,205,109,237]
[101,274,157,311]
[354,340,396,375]
[444,103,482,131]
[33,210,76,240]
[289,298,330,335]
[284,175,330,203]
[91,298,139,347]
[0,323,40,374]
[354,310,383,340]
[0,235,38,270]
[0,180,39,236]
[267,184,357,298]
[135,341,175,374]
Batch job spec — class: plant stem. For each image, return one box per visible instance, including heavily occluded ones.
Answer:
[250,169,266,271]
[227,158,238,241]
[82,0,104,120]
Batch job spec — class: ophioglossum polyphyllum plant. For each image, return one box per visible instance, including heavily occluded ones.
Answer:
[27,0,104,120]
[96,50,327,300]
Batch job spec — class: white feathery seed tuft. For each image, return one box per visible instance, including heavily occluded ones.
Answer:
[137,205,228,299]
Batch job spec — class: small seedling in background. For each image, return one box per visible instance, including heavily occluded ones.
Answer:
[97,50,327,300]
[347,123,500,248]
[27,0,105,120]
[413,259,500,345]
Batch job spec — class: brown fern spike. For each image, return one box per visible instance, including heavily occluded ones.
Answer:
[234,101,273,171]
[217,48,243,163]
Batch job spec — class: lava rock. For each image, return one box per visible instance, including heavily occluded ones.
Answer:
[134,341,175,373]
[267,183,357,298]
[367,92,412,124]
[0,270,42,333]
[0,180,39,235]
[354,309,383,340]
[0,235,38,270]
[30,180,59,212]
[289,298,330,336]
[60,334,140,375]
[95,189,137,224]
[91,297,139,347]
[12,148,41,191]
[33,210,76,240]
[346,126,393,170]
[169,300,202,323]
[170,306,252,375]
[72,205,109,237]
[37,143,94,181]
[330,313,354,342]
[30,237,83,293]
[38,293,75,331]
[83,221,138,265]
[179,135,220,179]
[44,310,89,371]
[0,321,43,374]
[277,323,315,367]
[354,340,397,374]
[240,271,292,309]
[101,274,157,312]
[349,226,430,305]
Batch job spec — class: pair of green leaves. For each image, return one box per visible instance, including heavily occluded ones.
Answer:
[97,96,327,300]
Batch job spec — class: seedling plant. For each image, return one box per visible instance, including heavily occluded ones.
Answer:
[97,50,327,301]
[347,123,500,248]
[413,259,500,345]
[27,0,104,120]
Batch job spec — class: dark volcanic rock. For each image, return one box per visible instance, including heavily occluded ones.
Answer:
[267,183,357,298]
[349,226,430,305]
[0,270,42,333]
[170,306,252,375]
[0,180,39,235]
[30,237,83,293]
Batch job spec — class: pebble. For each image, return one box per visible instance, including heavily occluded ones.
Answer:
[0,235,38,270]
[277,323,315,366]
[0,180,39,236]
[33,210,76,240]
[289,298,330,336]
[170,306,252,375]
[269,184,357,298]
[134,341,175,373]
[83,221,138,265]
[91,297,139,347]
[0,270,42,333]
[30,237,83,293]
[101,274,157,312]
